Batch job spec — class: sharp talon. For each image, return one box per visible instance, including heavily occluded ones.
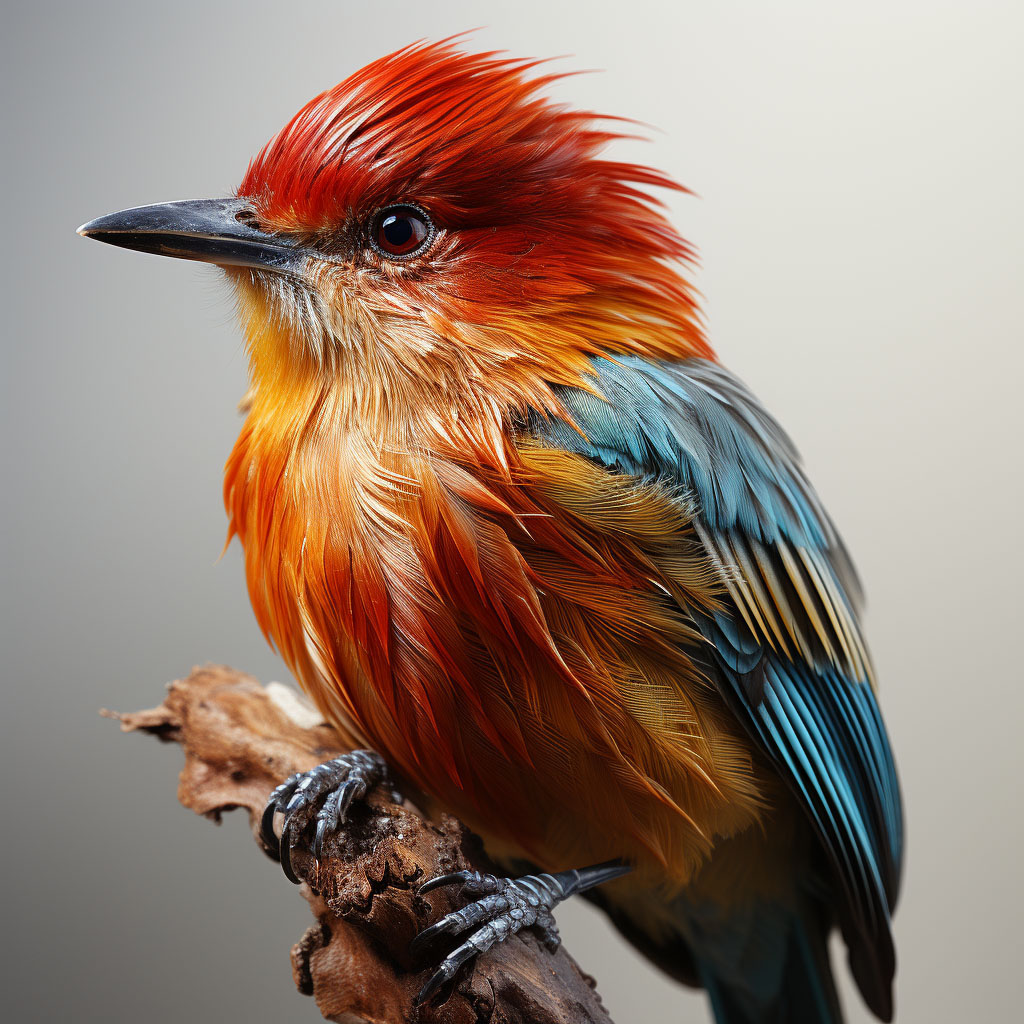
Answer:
[335,776,364,823]
[410,918,456,959]
[279,838,301,884]
[310,826,324,862]
[415,965,451,1005]
[279,806,315,882]
[311,817,329,861]
[419,870,473,895]
[260,777,301,850]
[259,800,281,853]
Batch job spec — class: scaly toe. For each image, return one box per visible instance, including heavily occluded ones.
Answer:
[258,751,395,884]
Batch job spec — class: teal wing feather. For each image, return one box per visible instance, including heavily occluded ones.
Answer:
[526,355,903,1021]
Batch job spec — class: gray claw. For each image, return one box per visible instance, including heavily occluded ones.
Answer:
[415,958,460,1005]
[334,775,365,821]
[418,870,477,896]
[260,776,301,852]
[259,751,394,884]
[412,861,630,1004]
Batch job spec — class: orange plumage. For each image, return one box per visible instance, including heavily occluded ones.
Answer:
[224,42,761,885]
[83,38,902,1023]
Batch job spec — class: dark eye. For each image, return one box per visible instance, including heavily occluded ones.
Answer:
[370,204,434,260]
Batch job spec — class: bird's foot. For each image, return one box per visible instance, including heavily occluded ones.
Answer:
[412,859,630,1004]
[259,750,397,883]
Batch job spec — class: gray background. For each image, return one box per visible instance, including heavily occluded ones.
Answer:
[4,2,1022,1021]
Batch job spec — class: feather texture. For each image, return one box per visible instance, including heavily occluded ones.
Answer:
[527,355,903,1019]
[216,40,903,1023]
[226,369,771,881]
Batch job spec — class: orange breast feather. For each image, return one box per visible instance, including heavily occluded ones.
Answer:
[225,380,768,886]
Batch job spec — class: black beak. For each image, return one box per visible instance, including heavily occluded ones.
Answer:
[77,198,301,273]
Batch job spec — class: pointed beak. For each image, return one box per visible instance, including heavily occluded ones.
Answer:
[77,198,301,273]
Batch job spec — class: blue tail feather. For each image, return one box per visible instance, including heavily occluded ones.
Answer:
[693,902,842,1024]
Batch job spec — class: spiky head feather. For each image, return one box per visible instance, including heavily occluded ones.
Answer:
[235,39,709,397]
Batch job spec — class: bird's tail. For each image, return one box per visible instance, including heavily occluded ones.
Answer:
[695,900,842,1024]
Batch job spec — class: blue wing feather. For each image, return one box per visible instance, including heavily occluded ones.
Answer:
[526,354,903,1020]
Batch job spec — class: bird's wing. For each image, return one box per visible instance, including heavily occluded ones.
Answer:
[526,354,903,1020]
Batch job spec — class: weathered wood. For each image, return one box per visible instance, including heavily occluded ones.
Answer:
[108,664,614,1024]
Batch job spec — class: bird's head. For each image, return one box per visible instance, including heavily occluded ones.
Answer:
[81,40,708,429]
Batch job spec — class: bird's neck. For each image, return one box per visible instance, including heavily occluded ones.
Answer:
[221,275,713,735]
[221,358,532,725]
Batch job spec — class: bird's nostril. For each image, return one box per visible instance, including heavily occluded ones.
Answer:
[234,206,261,230]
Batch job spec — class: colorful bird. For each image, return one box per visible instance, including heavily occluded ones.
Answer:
[79,40,903,1023]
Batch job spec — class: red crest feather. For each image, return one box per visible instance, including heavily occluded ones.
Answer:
[237,39,709,366]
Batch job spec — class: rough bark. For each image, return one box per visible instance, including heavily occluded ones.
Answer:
[106,664,614,1024]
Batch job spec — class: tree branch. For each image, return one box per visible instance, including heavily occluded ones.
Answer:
[106,664,614,1024]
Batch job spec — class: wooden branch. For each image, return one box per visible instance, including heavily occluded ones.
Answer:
[106,664,614,1024]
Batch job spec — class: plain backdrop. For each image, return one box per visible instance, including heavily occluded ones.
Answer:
[3,2,1022,1022]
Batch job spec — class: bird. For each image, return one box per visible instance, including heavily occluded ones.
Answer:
[79,39,903,1024]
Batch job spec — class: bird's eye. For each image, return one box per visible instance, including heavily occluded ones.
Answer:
[370,204,434,260]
